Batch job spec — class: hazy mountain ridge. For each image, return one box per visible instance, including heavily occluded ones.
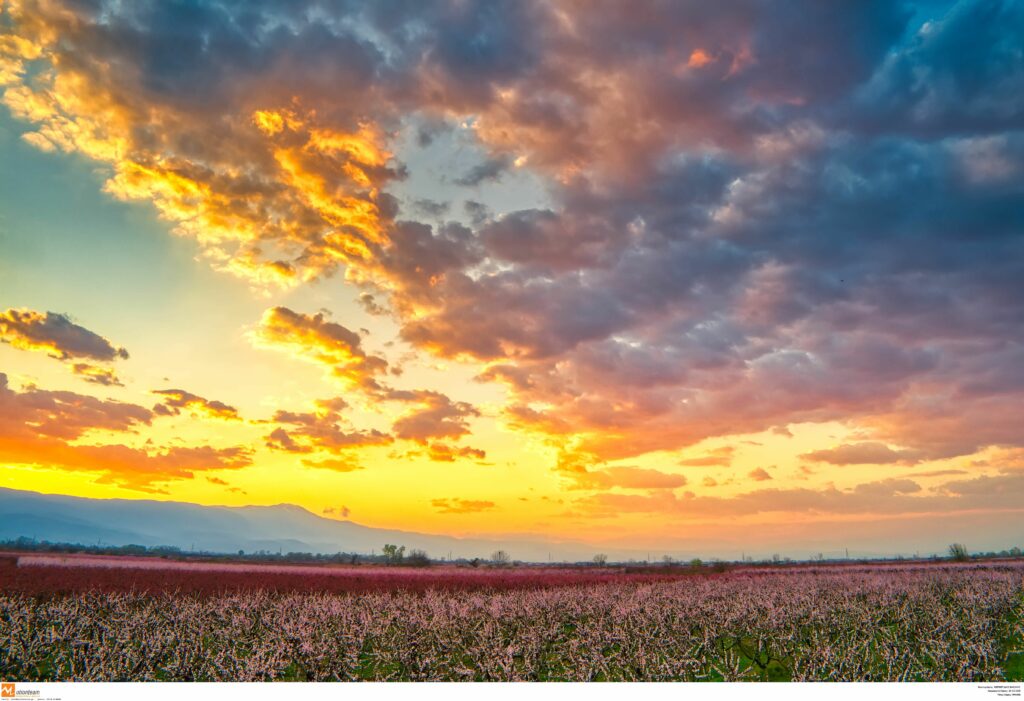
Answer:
[0,487,601,561]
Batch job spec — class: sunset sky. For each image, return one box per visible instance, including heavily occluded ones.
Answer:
[2,0,1023,556]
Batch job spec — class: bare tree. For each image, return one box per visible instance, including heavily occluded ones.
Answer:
[491,549,511,565]
[592,553,608,566]
[948,543,969,562]
[406,549,430,567]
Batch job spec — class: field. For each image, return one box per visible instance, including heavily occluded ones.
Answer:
[1,554,1023,682]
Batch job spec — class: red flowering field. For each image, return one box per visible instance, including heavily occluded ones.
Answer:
[2,554,1023,681]
[0,553,694,595]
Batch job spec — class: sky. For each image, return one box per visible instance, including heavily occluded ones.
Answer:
[1,0,1023,558]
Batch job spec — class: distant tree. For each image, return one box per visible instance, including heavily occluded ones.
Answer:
[469,557,481,568]
[689,558,703,568]
[948,543,970,562]
[491,549,511,565]
[593,553,608,566]
[406,549,431,567]
[662,555,675,566]
[382,544,406,564]
[1010,546,1022,558]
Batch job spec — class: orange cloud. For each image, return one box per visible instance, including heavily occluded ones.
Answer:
[687,48,714,68]
[678,446,735,467]
[152,389,241,421]
[0,373,249,489]
[253,307,388,389]
[801,442,920,466]
[0,6,399,290]
[302,456,364,473]
[70,363,123,387]
[425,442,487,463]
[388,390,479,444]
[568,466,689,491]
[575,474,1024,520]
[431,498,496,514]
[266,397,392,456]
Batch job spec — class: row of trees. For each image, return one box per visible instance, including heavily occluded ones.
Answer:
[5,537,1022,567]
[381,544,430,566]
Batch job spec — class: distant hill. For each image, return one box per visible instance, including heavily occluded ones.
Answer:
[6,487,1014,562]
[0,487,600,562]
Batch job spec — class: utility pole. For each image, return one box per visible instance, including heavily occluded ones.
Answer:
[845,547,849,560]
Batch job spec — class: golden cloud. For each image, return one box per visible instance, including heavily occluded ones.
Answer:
[252,306,388,389]
[0,308,128,362]
[430,498,497,514]
[152,389,241,421]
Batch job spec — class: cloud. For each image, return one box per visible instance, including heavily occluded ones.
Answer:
[935,473,1024,497]
[153,389,240,421]
[302,457,364,472]
[323,505,351,518]
[431,498,497,514]
[0,373,249,489]
[388,390,479,444]
[266,397,391,456]
[853,478,921,497]
[454,154,513,187]
[576,472,1024,519]
[1,1,402,287]
[801,442,920,466]
[679,446,735,467]
[748,468,773,482]
[0,372,151,441]
[71,363,123,387]
[0,308,128,362]
[253,307,388,389]
[425,442,487,463]
[907,469,967,479]
[357,293,389,317]
[4,1,1024,490]
[410,198,450,218]
[1,309,128,386]
[569,466,688,491]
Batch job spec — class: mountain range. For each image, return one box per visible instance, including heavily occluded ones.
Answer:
[0,487,608,562]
